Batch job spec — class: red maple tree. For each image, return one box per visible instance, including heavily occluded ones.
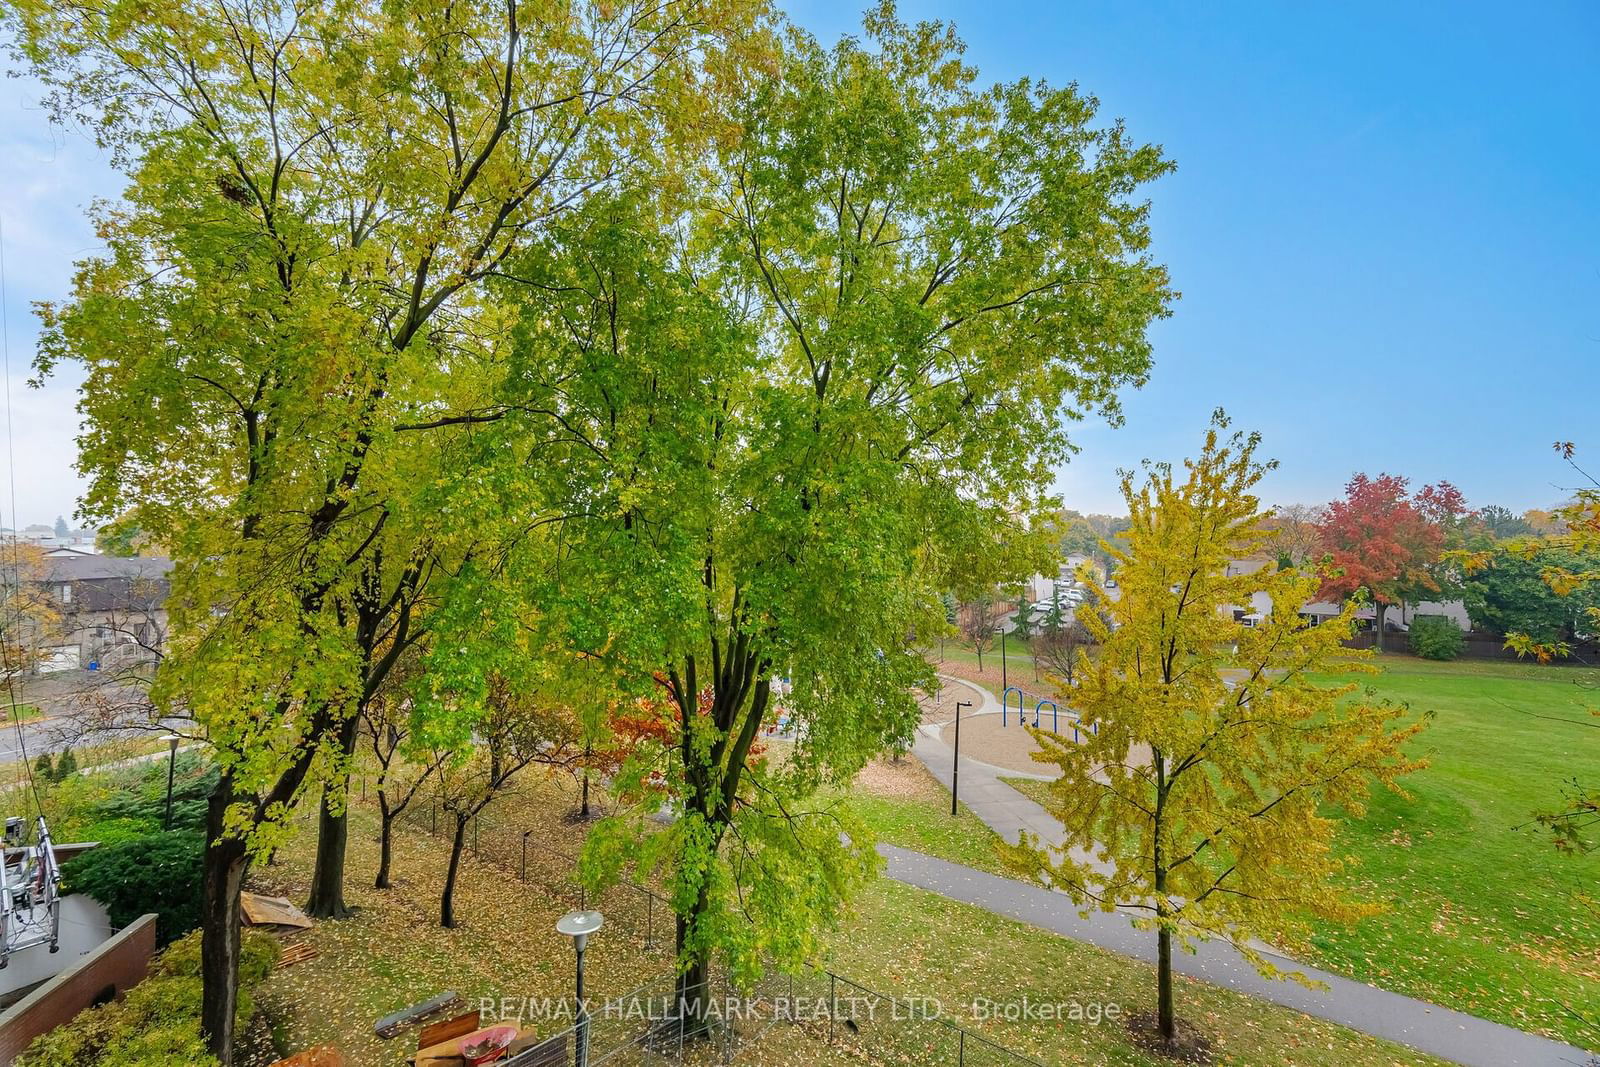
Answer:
[1316,473,1451,650]
[589,686,770,803]
[1414,480,1471,531]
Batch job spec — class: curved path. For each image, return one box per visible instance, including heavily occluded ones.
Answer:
[922,674,1065,844]
[905,675,1596,1067]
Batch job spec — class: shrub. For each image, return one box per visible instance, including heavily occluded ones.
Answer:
[91,753,217,834]
[71,816,167,846]
[16,930,278,1067]
[1409,615,1465,661]
[40,771,125,839]
[51,749,77,782]
[155,926,281,986]
[61,832,205,945]
[45,753,219,844]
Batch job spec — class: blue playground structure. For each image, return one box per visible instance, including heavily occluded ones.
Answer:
[1035,699,1057,732]
[1001,686,1026,726]
[1000,687,1096,742]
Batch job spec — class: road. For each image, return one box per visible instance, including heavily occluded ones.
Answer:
[2,672,190,763]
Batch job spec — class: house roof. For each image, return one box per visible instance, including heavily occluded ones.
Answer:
[43,554,174,583]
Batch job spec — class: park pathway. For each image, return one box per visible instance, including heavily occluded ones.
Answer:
[921,674,1063,846]
[904,675,1596,1067]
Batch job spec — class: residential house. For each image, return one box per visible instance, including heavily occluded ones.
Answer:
[2,526,100,555]
[1220,557,1471,632]
[34,551,172,673]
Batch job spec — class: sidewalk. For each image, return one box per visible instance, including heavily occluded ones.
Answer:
[907,675,1597,1067]
[918,674,1071,849]
[880,845,1594,1067]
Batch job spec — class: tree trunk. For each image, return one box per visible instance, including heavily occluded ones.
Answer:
[200,776,250,1067]
[581,771,591,819]
[674,913,713,1040]
[305,790,353,918]
[671,826,716,1040]
[374,802,395,890]
[1373,602,1387,653]
[440,814,468,928]
[1156,923,1174,1043]
[665,654,769,1043]
[1152,746,1175,1047]
[305,715,360,919]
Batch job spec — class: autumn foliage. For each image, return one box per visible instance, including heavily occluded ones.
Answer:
[1315,474,1462,645]
[598,687,770,803]
[1009,419,1425,1047]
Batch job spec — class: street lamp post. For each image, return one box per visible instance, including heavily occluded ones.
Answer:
[160,735,180,831]
[557,910,604,1067]
[950,700,972,817]
[999,625,1008,693]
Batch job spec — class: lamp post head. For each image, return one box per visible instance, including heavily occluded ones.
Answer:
[557,909,604,953]
[162,734,180,752]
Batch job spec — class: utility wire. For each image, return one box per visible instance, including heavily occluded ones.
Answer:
[0,213,51,825]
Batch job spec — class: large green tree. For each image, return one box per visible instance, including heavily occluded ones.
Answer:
[1462,544,1600,647]
[1478,503,1534,540]
[1472,445,1600,862]
[482,5,1174,1034]
[8,0,755,1058]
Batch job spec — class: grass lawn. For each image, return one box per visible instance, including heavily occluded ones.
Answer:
[834,755,1449,1065]
[2,703,42,725]
[247,758,1457,1066]
[1305,656,1599,1049]
[1000,654,1600,1050]
[244,780,670,1066]
[936,643,1044,673]
[933,643,1056,699]
[840,757,1014,876]
[834,880,1447,1067]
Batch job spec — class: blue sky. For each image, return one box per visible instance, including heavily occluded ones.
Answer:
[784,0,1600,514]
[1,1,1597,525]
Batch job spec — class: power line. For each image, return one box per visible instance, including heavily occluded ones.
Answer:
[0,213,50,823]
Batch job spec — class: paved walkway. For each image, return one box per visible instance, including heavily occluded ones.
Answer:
[880,846,1593,1067]
[908,675,1597,1067]
[920,675,1068,847]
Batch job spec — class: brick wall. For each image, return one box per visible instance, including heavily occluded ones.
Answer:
[0,913,157,1064]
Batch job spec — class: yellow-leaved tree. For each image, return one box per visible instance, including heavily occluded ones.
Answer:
[1005,414,1426,1052]
[0,543,60,685]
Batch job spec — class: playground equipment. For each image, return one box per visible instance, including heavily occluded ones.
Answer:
[998,692,1097,743]
[1034,699,1057,732]
[0,815,63,968]
[1000,686,1026,726]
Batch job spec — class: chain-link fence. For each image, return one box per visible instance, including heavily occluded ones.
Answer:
[393,799,1044,1067]
[397,797,674,953]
